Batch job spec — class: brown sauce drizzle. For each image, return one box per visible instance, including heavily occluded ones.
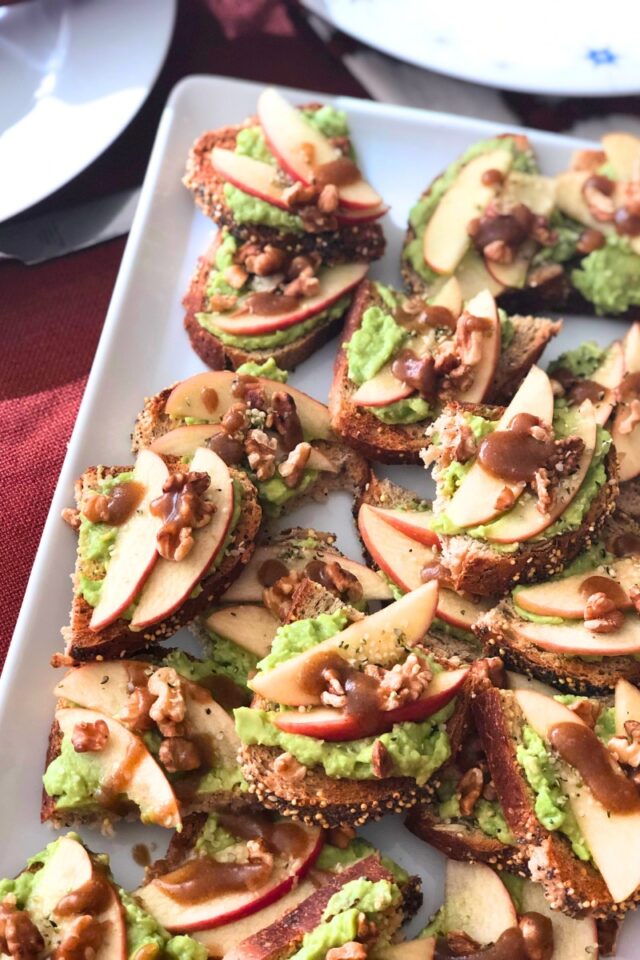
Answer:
[98,737,148,808]
[55,875,112,917]
[477,414,554,483]
[83,481,145,526]
[200,387,219,414]
[585,174,616,197]
[618,371,640,401]
[548,722,640,814]
[481,168,505,187]
[580,575,628,609]
[156,857,273,904]
[314,156,361,188]
[242,292,302,315]
[298,650,381,731]
[568,378,606,406]
[614,207,640,238]
[218,812,312,860]
[421,304,457,330]
[132,844,151,868]
[258,558,290,587]
[206,426,245,466]
[435,928,528,959]
[608,532,640,557]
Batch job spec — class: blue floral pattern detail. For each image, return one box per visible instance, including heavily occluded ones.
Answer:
[587,49,618,66]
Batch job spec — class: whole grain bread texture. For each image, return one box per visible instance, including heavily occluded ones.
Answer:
[131,386,371,519]
[63,464,261,661]
[183,107,385,265]
[329,279,561,464]
[473,685,635,918]
[183,239,353,372]
[238,579,471,829]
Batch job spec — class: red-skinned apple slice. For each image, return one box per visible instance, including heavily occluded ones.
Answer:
[257,87,382,209]
[213,263,367,336]
[211,148,289,210]
[223,542,392,603]
[444,860,517,945]
[514,689,640,903]
[484,402,596,544]
[130,448,234,630]
[272,667,468,741]
[448,289,500,403]
[615,677,640,734]
[149,424,221,458]
[514,556,638,619]
[624,320,640,373]
[165,370,332,440]
[90,450,170,632]
[613,321,640,481]
[423,149,513,275]
[445,365,555,530]
[205,605,279,658]
[602,132,640,181]
[136,822,323,932]
[512,616,640,657]
[376,943,436,960]
[357,503,488,629]
[362,503,439,547]
[455,249,506,300]
[519,878,598,960]
[335,204,388,224]
[249,581,439,706]
[55,708,181,828]
[579,340,626,426]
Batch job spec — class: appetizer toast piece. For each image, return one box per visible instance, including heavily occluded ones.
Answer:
[136,812,420,957]
[184,87,387,266]
[425,366,618,596]
[184,231,367,372]
[329,278,560,463]
[0,834,209,960]
[41,649,252,830]
[474,520,640,696]
[236,579,471,828]
[132,369,370,519]
[473,679,640,918]
[62,449,261,660]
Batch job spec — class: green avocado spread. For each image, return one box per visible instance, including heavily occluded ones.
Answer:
[345,302,407,385]
[187,630,258,691]
[258,611,350,671]
[403,136,538,284]
[572,235,640,315]
[548,340,607,379]
[437,777,514,844]
[235,357,288,382]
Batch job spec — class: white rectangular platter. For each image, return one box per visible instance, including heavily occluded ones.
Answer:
[2,74,633,950]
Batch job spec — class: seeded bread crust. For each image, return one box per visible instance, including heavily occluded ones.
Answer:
[183,111,385,265]
[183,239,352,372]
[435,446,619,597]
[329,280,561,464]
[63,465,261,661]
[405,804,527,872]
[473,685,636,918]
[130,387,371,519]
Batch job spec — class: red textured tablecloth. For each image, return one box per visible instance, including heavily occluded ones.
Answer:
[2,0,638,668]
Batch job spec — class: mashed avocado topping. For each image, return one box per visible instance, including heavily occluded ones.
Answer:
[437,777,514,844]
[224,182,304,231]
[257,611,350,671]
[403,136,538,283]
[236,357,289,381]
[572,235,640,315]
[531,210,582,267]
[499,309,514,349]
[516,725,591,861]
[371,397,431,424]
[315,839,409,885]
[548,340,607,379]
[345,304,407,385]
[255,468,319,517]
[43,732,104,811]
[181,630,258,691]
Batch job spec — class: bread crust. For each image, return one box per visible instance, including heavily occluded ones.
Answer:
[405,803,528,872]
[64,466,261,661]
[328,280,561,464]
[183,241,350,372]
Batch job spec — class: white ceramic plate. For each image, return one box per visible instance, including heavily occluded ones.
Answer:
[0,0,176,222]
[303,0,640,97]
[2,74,636,952]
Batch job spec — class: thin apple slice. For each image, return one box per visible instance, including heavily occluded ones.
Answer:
[612,408,640,482]
[486,404,596,544]
[214,263,367,336]
[249,581,439,706]
[136,821,323,932]
[54,660,149,717]
[555,170,614,232]
[257,88,382,209]
[448,289,500,403]
[89,451,170,632]
[485,240,535,290]
[423,149,513,275]
[455,249,506,299]
[273,667,468,741]
[336,204,388,224]
[505,670,558,697]
[130,448,234,631]
[211,148,289,210]
[444,860,517,945]
[515,556,637,619]
[500,171,557,217]
[445,366,554,530]
[352,362,414,407]
[582,340,626,426]
[205,605,279,658]
[55,708,181,828]
[513,688,587,734]
[223,542,392,603]
[615,677,640,734]
[376,943,436,960]
[358,503,488,629]
[306,446,340,474]
[602,132,640,181]
[165,370,332,440]
[624,321,640,373]
[29,835,94,916]
[519,879,598,959]
[362,503,439,547]
[149,423,221,458]
[513,616,640,657]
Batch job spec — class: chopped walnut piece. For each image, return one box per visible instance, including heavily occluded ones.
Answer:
[152,471,215,563]
[71,719,109,753]
[245,245,288,277]
[0,905,44,960]
[221,401,249,438]
[568,698,602,728]
[457,766,484,816]
[224,264,249,289]
[278,442,312,488]
[148,667,186,737]
[116,685,156,733]
[495,486,517,512]
[61,507,81,530]
[371,740,392,779]
[583,592,626,634]
[263,571,303,620]
[52,915,103,960]
[298,205,338,233]
[305,559,364,604]
[531,214,558,247]
[445,931,481,956]
[287,252,321,279]
[246,838,274,870]
[282,181,318,208]
[209,292,238,312]
[245,429,278,480]
[532,467,553,516]
[283,269,321,299]
[159,737,201,772]
[527,262,564,288]
[426,411,478,468]
[320,666,346,709]
[366,654,433,710]
[273,751,307,781]
[269,391,304,450]
[326,944,367,960]
[483,239,514,264]
[318,184,339,213]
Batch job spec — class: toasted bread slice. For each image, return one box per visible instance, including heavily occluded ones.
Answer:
[329,280,561,464]
[183,107,385,266]
[472,684,635,918]
[131,385,371,519]
[63,464,261,661]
